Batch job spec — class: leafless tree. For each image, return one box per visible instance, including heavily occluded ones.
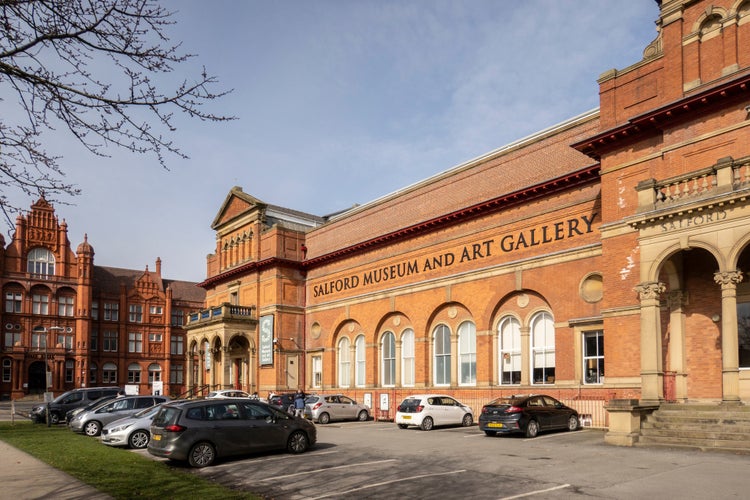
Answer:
[0,0,234,225]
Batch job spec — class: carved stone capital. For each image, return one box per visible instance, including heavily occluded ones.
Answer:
[667,290,687,309]
[635,281,666,301]
[713,270,743,289]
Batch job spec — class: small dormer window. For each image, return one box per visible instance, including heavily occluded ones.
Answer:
[27,247,55,278]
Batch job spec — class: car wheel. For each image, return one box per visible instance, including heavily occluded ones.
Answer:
[420,416,434,431]
[287,431,309,454]
[318,412,330,424]
[567,414,580,431]
[525,419,539,438]
[461,414,473,427]
[48,412,60,425]
[357,410,369,421]
[129,430,150,449]
[484,430,497,437]
[188,442,216,468]
[84,421,102,437]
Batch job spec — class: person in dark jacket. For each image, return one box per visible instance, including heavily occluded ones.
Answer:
[293,390,306,417]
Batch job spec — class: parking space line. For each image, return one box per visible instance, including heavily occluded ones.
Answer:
[257,459,398,481]
[498,484,571,499]
[308,469,467,499]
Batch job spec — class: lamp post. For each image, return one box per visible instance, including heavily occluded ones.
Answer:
[34,326,65,426]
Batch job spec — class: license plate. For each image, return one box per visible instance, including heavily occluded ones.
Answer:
[487,422,504,428]
[402,415,411,420]
[153,434,161,441]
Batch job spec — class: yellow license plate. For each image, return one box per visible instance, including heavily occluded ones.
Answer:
[153,434,161,441]
[487,422,504,428]
[402,415,411,420]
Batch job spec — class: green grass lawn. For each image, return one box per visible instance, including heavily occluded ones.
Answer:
[0,421,259,499]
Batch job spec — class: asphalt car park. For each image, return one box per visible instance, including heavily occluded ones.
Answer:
[140,420,750,499]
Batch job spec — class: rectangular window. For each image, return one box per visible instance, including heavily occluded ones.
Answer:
[91,301,98,320]
[103,366,117,384]
[312,355,322,388]
[103,331,118,352]
[170,364,183,384]
[90,329,98,351]
[57,334,73,350]
[149,332,163,342]
[583,330,604,384]
[171,310,184,327]
[3,359,12,382]
[150,305,163,315]
[32,332,46,349]
[4,331,21,348]
[5,292,22,313]
[170,335,184,355]
[129,304,143,323]
[128,367,141,384]
[103,303,119,321]
[32,294,49,315]
[58,296,74,317]
[128,332,142,353]
[89,365,97,384]
[65,360,74,383]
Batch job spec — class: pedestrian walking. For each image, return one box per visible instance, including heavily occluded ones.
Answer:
[293,389,305,417]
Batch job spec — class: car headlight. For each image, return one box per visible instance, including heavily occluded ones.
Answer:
[108,423,133,433]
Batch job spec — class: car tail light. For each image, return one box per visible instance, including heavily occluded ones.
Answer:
[504,406,523,414]
[312,402,322,410]
[164,424,187,432]
[415,405,424,413]
[481,406,490,414]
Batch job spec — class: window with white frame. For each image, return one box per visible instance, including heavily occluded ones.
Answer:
[102,362,117,383]
[91,301,98,320]
[170,335,184,355]
[127,363,141,383]
[65,359,74,383]
[499,316,522,384]
[89,362,97,384]
[458,321,476,385]
[2,358,11,382]
[583,330,604,384]
[382,331,395,386]
[5,291,22,313]
[355,335,366,387]
[4,330,21,348]
[103,303,118,321]
[433,324,451,386]
[312,355,322,388]
[58,295,74,316]
[150,305,163,315]
[128,332,142,353]
[56,333,73,350]
[32,330,46,349]
[103,330,117,352]
[149,332,163,342]
[129,304,143,323]
[32,294,49,315]
[170,364,183,384]
[338,337,350,388]
[531,311,556,384]
[401,329,415,387]
[27,247,55,277]
[148,363,161,383]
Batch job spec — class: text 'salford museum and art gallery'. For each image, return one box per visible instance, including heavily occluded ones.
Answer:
[3,0,750,442]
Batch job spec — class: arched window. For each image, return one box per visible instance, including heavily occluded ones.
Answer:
[148,363,162,383]
[401,329,415,387]
[458,321,476,385]
[127,362,141,384]
[27,248,55,277]
[382,332,395,387]
[338,337,350,388]
[355,335,366,387]
[499,316,521,384]
[433,324,451,386]
[530,312,555,384]
[103,362,117,384]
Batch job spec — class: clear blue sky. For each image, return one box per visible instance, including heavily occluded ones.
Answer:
[9,0,660,282]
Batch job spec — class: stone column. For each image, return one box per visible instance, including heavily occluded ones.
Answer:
[667,290,687,402]
[714,270,743,403]
[520,326,530,386]
[635,281,666,404]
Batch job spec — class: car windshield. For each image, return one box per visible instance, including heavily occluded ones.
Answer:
[134,404,161,418]
[399,398,422,408]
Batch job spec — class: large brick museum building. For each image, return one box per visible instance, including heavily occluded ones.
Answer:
[3,0,750,442]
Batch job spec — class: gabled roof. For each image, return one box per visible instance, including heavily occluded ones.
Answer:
[93,265,205,303]
[211,186,266,230]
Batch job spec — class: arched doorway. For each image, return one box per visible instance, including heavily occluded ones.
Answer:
[227,335,253,392]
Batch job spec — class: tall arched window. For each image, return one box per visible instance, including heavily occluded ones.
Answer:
[382,332,395,387]
[433,324,451,386]
[103,362,117,384]
[530,312,555,384]
[127,362,142,384]
[401,329,415,387]
[27,247,55,277]
[148,363,162,383]
[458,321,476,385]
[355,335,366,387]
[499,316,521,384]
[338,337,350,388]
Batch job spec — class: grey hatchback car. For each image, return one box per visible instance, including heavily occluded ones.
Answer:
[147,398,317,467]
[69,395,171,436]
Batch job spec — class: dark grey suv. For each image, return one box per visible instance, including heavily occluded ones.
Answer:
[29,387,122,424]
[147,398,316,467]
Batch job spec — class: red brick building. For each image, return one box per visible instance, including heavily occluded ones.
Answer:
[0,197,205,399]
[186,0,750,435]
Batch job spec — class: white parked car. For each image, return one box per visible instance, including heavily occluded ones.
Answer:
[206,390,255,399]
[395,394,474,431]
[101,404,163,449]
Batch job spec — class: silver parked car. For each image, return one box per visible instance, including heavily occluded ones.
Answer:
[101,404,164,449]
[304,394,370,424]
[69,395,171,436]
[148,398,316,467]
